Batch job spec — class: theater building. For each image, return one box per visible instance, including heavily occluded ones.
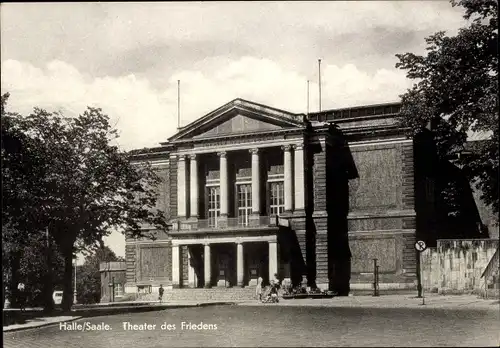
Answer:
[125,98,485,296]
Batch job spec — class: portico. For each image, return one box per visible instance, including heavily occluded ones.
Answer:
[170,235,279,288]
[165,99,311,289]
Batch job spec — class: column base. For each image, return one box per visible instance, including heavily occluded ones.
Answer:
[204,284,212,289]
[249,214,260,227]
[218,215,228,228]
[172,284,181,289]
[216,279,229,287]
[293,209,306,218]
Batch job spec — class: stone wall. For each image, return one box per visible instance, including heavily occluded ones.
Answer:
[348,144,403,212]
[421,239,499,294]
[154,165,170,217]
[125,158,172,292]
[136,243,172,285]
[347,141,417,289]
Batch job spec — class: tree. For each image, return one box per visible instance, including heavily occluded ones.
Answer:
[17,233,65,307]
[395,0,498,215]
[1,95,169,311]
[76,246,119,305]
[1,93,55,309]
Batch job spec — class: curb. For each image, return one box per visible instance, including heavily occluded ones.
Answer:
[194,301,236,307]
[235,298,500,310]
[235,303,499,310]
[3,316,83,333]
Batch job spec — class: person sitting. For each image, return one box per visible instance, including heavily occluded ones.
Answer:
[270,273,280,296]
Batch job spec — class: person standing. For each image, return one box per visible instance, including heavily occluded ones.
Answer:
[255,277,263,301]
[158,284,164,303]
[17,282,26,311]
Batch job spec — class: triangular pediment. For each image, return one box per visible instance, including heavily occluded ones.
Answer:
[168,98,304,142]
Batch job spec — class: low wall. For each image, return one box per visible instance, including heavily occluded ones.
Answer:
[421,239,499,295]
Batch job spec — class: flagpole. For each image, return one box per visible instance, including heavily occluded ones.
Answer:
[177,80,181,130]
[318,59,322,112]
[307,80,310,117]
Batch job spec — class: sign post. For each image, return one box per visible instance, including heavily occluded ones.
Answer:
[414,240,427,305]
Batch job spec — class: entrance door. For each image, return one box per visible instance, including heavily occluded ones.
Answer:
[246,242,269,285]
[215,244,235,287]
[191,245,204,288]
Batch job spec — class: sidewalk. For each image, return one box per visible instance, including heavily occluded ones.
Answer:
[2,315,82,332]
[237,293,500,310]
[3,300,233,332]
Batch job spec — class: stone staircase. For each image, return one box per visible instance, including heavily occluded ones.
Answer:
[137,288,256,302]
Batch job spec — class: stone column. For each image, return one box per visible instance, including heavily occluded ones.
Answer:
[293,143,305,211]
[250,148,260,214]
[204,244,211,288]
[218,151,228,217]
[187,247,196,288]
[189,154,198,219]
[268,241,278,279]
[283,145,293,212]
[172,245,180,288]
[236,243,244,287]
[177,155,187,218]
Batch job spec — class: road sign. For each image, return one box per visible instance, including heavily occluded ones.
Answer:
[415,240,427,252]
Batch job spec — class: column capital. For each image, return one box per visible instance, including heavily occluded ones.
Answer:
[293,143,304,150]
[217,151,227,158]
[281,144,293,152]
[249,148,259,155]
[189,153,197,160]
[177,154,186,161]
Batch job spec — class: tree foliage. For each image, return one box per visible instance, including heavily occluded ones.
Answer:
[395,0,498,214]
[76,246,119,305]
[1,94,169,311]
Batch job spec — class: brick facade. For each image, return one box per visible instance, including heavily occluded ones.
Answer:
[124,99,486,295]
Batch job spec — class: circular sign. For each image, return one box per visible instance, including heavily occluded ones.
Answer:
[414,240,427,252]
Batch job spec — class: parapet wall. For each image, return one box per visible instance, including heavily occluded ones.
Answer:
[421,239,499,294]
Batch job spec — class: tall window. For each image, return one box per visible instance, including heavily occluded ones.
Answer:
[114,283,124,298]
[269,181,285,216]
[208,186,220,227]
[237,184,252,226]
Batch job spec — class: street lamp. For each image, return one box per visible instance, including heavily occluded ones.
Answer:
[73,257,77,304]
[45,224,54,312]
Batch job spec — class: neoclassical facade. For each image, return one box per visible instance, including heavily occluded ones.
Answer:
[125,98,432,295]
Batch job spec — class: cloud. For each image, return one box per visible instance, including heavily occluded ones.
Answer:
[1,56,416,256]
[96,2,465,52]
[1,2,466,80]
[2,57,413,149]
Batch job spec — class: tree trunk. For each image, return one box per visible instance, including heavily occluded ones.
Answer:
[61,246,75,312]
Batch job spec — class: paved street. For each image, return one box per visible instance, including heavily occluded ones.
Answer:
[3,304,499,347]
